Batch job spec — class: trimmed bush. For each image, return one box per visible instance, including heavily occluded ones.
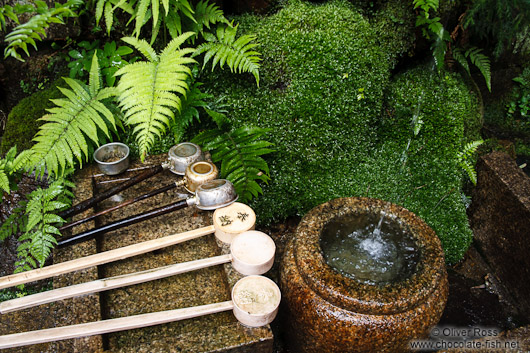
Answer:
[202,0,391,220]
[198,0,479,263]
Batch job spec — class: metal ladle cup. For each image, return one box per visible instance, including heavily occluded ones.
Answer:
[59,142,204,221]
[59,161,219,232]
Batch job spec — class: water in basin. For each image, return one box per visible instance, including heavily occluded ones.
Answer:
[320,213,420,285]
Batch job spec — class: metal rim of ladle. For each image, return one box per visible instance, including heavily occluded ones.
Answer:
[167,142,204,175]
[192,179,238,210]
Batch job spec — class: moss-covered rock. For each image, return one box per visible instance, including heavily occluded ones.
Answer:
[197,0,479,263]
[0,81,63,155]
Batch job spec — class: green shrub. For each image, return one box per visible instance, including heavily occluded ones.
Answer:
[200,0,390,220]
[198,0,478,263]
[381,66,479,263]
[0,81,63,155]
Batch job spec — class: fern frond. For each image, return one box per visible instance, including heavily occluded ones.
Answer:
[13,178,70,272]
[27,59,119,178]
[466,47,491,92]
[116,34,196,160]
[0,206,25,243]
[457,139,483,185]
[193,125,274,202]
[0,146,26,194]
[170,80,211,142]
[195,23,261,85]
[188,0,227,41]
[452,47,470,75]
[3,1,78,61]
[0,169,9,194]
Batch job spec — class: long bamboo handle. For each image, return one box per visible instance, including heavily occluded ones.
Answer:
[0,300,234,349]
[58,199,190,248]
[0,225,215,290]
[0,254,231,313]
[58,164,165,220]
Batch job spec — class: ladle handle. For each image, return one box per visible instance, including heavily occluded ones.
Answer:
[0,301,234,349]
[0,225,216,290]
[60,181,179,231]
[0,254,232,314]
[58,164,165,220]
[58,198,189,248]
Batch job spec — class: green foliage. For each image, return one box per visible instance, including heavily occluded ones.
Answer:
[381,66,479,263]
[169,78,211,143]
[506,67,530,131]
[195,23,261,85]
[13,175,74,273]
[115,34,196,161]
[413,0,443,41]
[95,0,228,43]
[0,82,64,155]
[457,140,484,185]
[464,0,530,59]
[201,0,479,263]
[3,0,82,61]
[0,147,24,195]
[199,0,389,222]
[193,121,274,203]
[412,0,492,92]
[25,53,120,178]
[68,40,135,87]
[0,4,27,32]
[454,47,491,92]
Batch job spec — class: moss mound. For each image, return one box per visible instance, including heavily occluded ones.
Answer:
[0,81,63,155]
[198,0,479,263]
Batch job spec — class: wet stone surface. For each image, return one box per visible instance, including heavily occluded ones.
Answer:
[280,197,448,353]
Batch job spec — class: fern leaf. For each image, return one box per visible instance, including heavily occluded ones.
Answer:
[192,125,273,202]
[189,0,227,41]
[89,51,100,96]
[452,47,470,75]
[3,3,77,61]
[116,35,196,160]
[466,47,491,92]
[195,23,261,85]
[0,169,9,194]
[457,139,483,185]
[133,0,151,38]
[27,75,118,178]
[121,36,158,62]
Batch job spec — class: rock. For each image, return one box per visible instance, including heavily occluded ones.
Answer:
[468,151,530,320]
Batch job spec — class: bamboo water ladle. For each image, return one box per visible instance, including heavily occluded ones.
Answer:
[58,142,204,220]
[58,179,238,247]
[0,275,281,349]
[60,160,218,231]
[0,202,255,290]
[0,231,274,314]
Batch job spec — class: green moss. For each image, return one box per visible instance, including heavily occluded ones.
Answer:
[197,1,478,264]
[0,81,63,155]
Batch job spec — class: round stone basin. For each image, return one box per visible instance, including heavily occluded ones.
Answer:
[280,197,448,353]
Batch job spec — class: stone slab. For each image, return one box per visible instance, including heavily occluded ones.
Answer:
[468,151,530,320]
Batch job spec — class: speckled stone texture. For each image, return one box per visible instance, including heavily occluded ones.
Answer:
[280,197,448,353]
[468,151,530,320]
[0,154,274,352]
